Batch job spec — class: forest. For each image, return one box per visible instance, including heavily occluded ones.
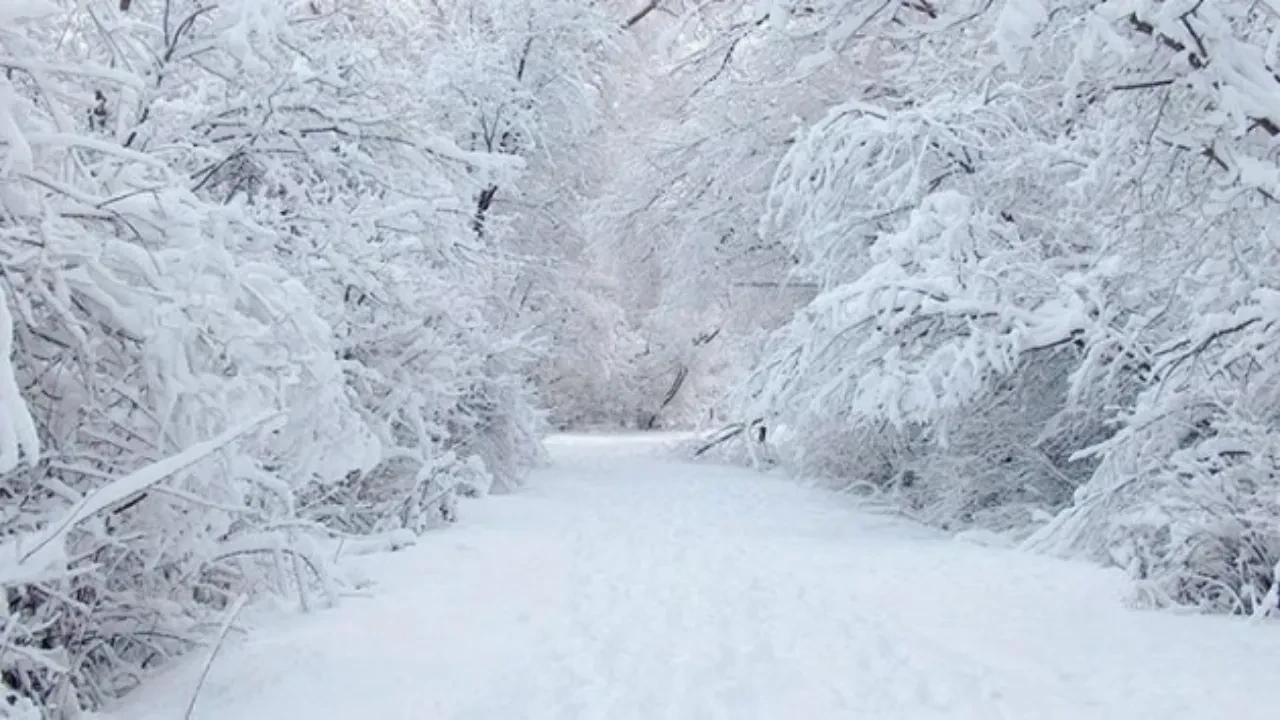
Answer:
[2,0,1279,716]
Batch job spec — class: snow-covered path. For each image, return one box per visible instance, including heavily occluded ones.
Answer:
[112,435,1278,720]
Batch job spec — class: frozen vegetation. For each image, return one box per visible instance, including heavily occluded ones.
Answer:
[1,1,1278,717]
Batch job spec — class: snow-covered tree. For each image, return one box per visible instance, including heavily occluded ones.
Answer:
[586,0,852,428]
[412,0,644,430]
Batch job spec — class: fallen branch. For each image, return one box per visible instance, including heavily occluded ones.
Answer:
[692,418,765,457]
[693,423,745,457]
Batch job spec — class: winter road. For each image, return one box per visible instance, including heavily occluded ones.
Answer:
[112,434,1279,720]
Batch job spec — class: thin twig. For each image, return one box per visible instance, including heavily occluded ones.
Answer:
[185,594,248,720]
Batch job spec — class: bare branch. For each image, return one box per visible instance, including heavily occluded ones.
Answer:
[623,1,661,30]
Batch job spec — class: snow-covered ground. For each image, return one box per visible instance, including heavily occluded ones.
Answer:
[106,435,1279,720]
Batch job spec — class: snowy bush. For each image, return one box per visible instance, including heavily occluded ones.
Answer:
[0,1,556,714]
[1030,290,1280,616]
[0,5,367,710]
[685,0,1280,615]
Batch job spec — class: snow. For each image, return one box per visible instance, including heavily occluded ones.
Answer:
[104,434,1279,720]
[8,0,1279,711]
[991,0,1048,72]
[1,412,277,586]
[0,0,56,25]
[0,286,38,475]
